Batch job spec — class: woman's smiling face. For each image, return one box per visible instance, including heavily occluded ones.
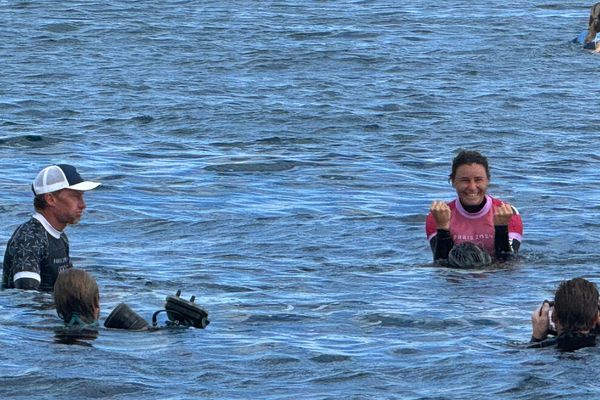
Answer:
[451,163,489,206]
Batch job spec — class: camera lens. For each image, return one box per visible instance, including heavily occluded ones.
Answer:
[104,303,149,330]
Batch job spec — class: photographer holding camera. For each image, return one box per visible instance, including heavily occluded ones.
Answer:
[530,277,600,351]
[53,269,208,334]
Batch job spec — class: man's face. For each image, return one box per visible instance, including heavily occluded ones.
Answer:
[50,189,86,226]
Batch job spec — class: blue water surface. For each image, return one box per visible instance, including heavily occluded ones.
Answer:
[2,1,600,399]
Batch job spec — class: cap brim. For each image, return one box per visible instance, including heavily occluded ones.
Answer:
[67,181,101,191]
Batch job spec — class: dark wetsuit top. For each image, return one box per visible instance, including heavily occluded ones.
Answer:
[2,214,72,291]
[529,331,597,351]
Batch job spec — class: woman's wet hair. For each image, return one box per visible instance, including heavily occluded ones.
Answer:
[586,2,600,43]
[54,269,99,325]
[448,150,490,182]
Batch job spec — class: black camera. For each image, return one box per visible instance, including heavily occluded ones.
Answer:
[104,303,149,330]
[152,290,209,329]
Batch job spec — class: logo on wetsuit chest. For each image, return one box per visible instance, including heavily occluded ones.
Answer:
[53,257,69,266]
[454,233,492,241]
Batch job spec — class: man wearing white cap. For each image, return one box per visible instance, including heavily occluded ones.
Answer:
[2,164,100,291]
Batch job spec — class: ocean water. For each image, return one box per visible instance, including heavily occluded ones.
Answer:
[2,0,600,398]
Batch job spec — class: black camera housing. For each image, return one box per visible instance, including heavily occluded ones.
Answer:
[163,290,210,329]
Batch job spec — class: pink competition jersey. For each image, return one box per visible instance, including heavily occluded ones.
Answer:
[425,195,523,254]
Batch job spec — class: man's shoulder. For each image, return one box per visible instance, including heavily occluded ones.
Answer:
[9,217,47,243]
[17,217,44,232]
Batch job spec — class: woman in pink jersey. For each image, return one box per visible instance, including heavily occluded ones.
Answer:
[425,150,523,265]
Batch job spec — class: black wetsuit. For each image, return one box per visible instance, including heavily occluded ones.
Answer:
[529,331,597,351]
[2,215,72,291]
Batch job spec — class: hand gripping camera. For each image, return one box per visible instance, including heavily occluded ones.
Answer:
[152,290,210,329]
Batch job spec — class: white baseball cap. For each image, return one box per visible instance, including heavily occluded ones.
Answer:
[32,164,101,195]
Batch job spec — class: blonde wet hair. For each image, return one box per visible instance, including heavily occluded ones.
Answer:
[53,268,99,324]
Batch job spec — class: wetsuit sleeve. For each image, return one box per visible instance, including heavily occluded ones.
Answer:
[426,211,453,261]
[527,337,557,348]
[15,277,41,290]
[7,224,46,290]
[430,229,453,261]
[494,225,514,261]
[495,205,523,260]
[508,207,523,240]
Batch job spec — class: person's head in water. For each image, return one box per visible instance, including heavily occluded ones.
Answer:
[448,150,490,207]
[585,2,600,43]
[553,277,599,335]
[447,242,492,269]
[54,269,100,326]
[531,277,600,351]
